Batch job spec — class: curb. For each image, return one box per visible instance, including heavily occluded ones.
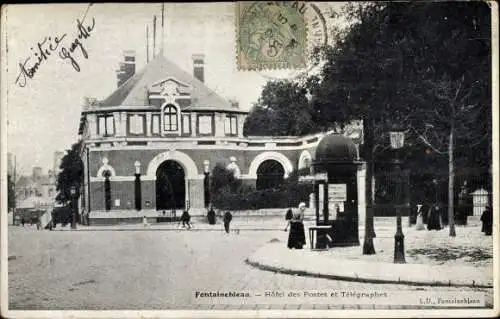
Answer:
[50,227,287,232]
[244,258,493,289]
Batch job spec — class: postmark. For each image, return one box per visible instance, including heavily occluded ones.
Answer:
[236,1,308,71]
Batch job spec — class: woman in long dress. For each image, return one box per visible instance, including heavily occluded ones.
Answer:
[427,205,442,231]
[284,208,293,232]
[287,202,306,249]
[415,204,425,230]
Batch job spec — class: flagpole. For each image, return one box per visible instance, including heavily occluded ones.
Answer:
[146,25,149,63]
[160,3,165,57]
[153,15,157,58]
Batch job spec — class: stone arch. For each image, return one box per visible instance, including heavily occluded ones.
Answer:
[298,150,313,170]
[146,150,198,179]
[247,151,293,179]
[96,163,116,177]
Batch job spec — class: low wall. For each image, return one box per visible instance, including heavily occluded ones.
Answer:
[88,208,316,225]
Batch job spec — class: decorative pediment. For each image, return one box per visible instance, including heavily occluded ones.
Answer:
[150,78,191,97]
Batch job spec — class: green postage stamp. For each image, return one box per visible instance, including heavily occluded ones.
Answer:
[236,1,308,71]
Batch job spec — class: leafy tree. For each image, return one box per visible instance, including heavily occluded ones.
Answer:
[310,1,491,243]
[210,163,243,196]
[56,140,84,204]
[243,80,317,136]
[8,174,16,211]
[210,164,312,210]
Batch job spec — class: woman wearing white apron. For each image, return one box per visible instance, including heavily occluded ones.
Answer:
[415,204,425,230]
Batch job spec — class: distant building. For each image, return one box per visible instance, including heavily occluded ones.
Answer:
[77,51,365,224]
[15,166,57,213]
[7,152,14,176]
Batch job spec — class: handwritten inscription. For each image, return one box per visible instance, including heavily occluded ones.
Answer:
[15,17,96,88]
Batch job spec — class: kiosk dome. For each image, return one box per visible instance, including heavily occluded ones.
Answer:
[315,134,358,163]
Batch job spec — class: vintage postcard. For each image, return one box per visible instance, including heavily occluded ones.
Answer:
[1,2,498,318]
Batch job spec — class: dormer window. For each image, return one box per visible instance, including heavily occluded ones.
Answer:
[163,105,178,132]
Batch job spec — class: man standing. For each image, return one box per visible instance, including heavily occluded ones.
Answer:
[223,211,233,234]
[480,204,493,236]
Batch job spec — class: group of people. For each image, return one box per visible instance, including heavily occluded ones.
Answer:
[412,203,493,235]
[411,204,446,231]
[206,206,233,234]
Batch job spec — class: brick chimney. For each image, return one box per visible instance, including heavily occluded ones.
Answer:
[192,54,205,82]
[228,98,239,109]
[116,50,136,88]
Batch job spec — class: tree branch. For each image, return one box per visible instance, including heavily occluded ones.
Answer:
[409,124,447,154]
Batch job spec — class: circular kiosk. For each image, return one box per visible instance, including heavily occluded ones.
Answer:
[312,134,362,248]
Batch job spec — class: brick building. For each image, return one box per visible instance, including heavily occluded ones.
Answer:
[78,52,365,224]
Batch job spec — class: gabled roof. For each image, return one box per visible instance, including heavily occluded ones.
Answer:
[99,56,240,112]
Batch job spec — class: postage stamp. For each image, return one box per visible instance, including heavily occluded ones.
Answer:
[1,2,498,319]
[236,1,308,71]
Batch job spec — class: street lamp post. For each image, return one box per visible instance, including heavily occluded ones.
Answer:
[70,185,77,229]
[203,160,210,208]
[389,126,406,264]
[134,161,142,211]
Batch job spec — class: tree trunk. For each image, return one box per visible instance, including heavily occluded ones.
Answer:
[363,117,376,254]
[448,128,456,237]
[370,158,376,238]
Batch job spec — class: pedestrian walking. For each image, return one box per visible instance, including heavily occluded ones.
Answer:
[480,204,493,236]
[142,216,149,227]
[223,211,232,234]
[21,218,25,227]
[287,202,306,249]
[180,209,192,230]
[284,208,293,231]
[36,219,42,230]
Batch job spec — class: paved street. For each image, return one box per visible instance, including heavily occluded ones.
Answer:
[8,226,493,310]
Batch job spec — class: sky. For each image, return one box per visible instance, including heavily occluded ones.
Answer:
[4,2,343,176]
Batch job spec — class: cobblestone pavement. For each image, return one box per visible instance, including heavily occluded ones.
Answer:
[8,226,493,310]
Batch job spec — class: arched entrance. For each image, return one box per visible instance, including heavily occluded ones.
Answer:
[156,160,185,210]
[256,160,285,190]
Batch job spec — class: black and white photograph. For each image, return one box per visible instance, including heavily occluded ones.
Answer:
[1,2,498,318]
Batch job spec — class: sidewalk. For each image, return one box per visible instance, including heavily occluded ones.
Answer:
[246,241,493,288]
[49,218,316,232]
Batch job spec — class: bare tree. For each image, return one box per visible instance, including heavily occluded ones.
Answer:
[409,73,488,236]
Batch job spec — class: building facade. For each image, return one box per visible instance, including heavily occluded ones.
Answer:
[78,52,365,224]
[15,166,57,214]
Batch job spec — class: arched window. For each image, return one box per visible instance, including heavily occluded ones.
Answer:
[163,105,178,132]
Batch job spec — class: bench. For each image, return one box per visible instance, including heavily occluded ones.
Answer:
[308,226,333,250]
